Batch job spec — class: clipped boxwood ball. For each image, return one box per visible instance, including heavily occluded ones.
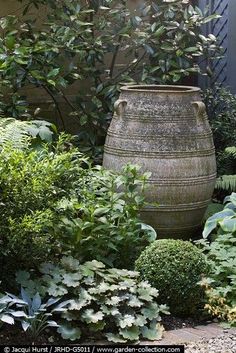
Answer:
[135,239,209,317]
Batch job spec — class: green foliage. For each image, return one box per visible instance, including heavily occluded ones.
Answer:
[203,193,236,239]
[204,202,224,222]
[204,86,236,155]
[0,289,67,338]
[0,0,221,157]
[135,239,210,317]
[53,164,156,268]
[0,133,155,290]
[198,193,236,326]
[0,136,86,286]
[204,87,236,195]
[18,257,169,342]
[216,175,236,193]
[215,147,236,192]
[0,118,57,149]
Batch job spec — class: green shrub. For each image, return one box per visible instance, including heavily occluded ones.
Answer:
[0,0,221,158]
[204,86,236,155]
[135,239,210,317]
[0,133,155,290]
[198,193,236,327]
[17,256,169,343]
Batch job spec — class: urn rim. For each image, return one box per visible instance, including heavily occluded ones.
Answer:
[120,85,201,94]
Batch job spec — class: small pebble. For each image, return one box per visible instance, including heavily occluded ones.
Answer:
[185,332,236,353]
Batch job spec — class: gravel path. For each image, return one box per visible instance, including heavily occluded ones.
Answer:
[185,332,236,353]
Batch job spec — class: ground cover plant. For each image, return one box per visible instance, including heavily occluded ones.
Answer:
[6,257,169,342]
[199,193,236,327]
[0,0,221,158]
[135,239,210,317]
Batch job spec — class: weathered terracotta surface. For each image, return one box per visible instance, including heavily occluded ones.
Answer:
[103,85,217,238]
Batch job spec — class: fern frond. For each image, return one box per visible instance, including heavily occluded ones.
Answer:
[0,118,31,149]
[225,146,236,159]
[216,175,236,192]
[0,118,55,149]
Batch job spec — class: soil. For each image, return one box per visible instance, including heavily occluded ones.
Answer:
[162,314,212,331]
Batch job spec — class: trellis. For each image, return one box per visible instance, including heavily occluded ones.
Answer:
[198,0,236,94]
[198,0,228,89]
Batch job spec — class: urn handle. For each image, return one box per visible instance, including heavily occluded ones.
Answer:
[114,99,127,118]
[192,101,206,124]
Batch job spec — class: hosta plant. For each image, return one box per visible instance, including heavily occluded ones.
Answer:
[17,257,169,342]
[0,288,69,339]
[199,193,236,326]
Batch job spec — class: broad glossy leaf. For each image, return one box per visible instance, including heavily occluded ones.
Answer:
[203,209,235,238]
[0,314,14,325]
[11,311,27,318]
[21,320,30,331]
[219,218,236,233]
[32,293,41,312]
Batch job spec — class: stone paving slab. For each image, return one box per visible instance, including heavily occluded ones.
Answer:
[143,323,236,345]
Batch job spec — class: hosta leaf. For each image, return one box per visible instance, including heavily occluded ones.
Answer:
[21,320,30,331]
[57,324,81,341]
[0,314,14,325]
[139,223,157,242]
[10,311,27,318]
[219,218,236,233]
[106,333,127,343]
[203,209,235,238]
[119,325,140,341]
[46,297,61,307]
[32,293,41,312]
[47,320,59,327]
[81,309,104,323]
[21,288,31,306]
[119,314,135,328]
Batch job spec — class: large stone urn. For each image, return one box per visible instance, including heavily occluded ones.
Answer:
[103,85,217,238]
